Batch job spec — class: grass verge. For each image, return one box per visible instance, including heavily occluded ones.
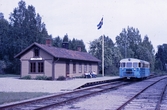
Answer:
[0,74,20,78]
[0,92,51,105]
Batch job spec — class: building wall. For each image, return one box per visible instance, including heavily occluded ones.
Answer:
[20,60,29,77]
[20,47,53,78]
[20,48,33,77]
[75,62,84,77]
[68,61,99,78]
[92,63,99,73]
[40,49,53,78]
[54,60,99,79]
[54,60,66,79]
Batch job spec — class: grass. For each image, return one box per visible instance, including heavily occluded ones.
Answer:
[0,74,20,78]
[0,92,52,105]
[0,74,52,105]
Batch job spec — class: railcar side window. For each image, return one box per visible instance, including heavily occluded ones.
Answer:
[127,62,132,67]
[133,62,138,68]
[145,64,149,68]
[142,63,145,68]
[139,63,141,67]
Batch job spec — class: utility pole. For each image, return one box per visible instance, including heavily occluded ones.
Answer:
[125,33,127,58]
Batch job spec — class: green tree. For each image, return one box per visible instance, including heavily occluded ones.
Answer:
[53,36,62,47]
[63,34,69,42]
[0,18,10,60]
[116,26,142,58]
[89,35,122,75]
[139,35,155,70]
[155,44,167,71]
[2,0,49,73]
[53,35,87,52]
[72,39,87,52]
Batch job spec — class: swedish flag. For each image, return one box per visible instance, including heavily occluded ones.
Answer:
[97,17,103,29]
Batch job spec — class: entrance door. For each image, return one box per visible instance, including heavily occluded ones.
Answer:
[66,62,70,77]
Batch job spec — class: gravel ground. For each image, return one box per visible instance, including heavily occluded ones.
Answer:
[55,92,127,110]
[0,77,80,93]
[0,77,118,93]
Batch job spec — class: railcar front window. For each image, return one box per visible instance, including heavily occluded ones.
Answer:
[133,63,138,68]
[127,62,132,67]
[120,63,125,67]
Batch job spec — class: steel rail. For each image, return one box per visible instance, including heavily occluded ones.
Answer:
[35,81,131,110]
[116,77,167,110]
[155,82,167,110]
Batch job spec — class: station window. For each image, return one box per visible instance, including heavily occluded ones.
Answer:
[84,64,87,73]
[30,62,36,73]
[38,62,44,72]
[73,62,76,73]
[89,64,92,72]
[30,61,44,74]
[79,63,82,73]
[34,48,39,57]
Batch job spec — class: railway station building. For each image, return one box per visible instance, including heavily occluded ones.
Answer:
[15,40,100,80]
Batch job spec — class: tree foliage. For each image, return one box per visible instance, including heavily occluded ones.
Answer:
[155,44,167,71]
[116,27,142,58]
[53,34,87,52]
[0,0,49,73]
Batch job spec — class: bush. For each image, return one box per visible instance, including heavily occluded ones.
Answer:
[57,76,66,81]
[46,77,52,80]
[35,75,52,80]
[0,60,6,74]
[20,75,31,80]
[35,75,48,80]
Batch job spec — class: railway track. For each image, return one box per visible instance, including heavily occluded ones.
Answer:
[0,79,131,110]
[117,75,167,110]
[49,75,167,110]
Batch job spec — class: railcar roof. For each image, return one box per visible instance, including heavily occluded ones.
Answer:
[120,58,149,64]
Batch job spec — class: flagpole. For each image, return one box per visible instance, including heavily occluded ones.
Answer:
[97,17,104,77]
[102,34,104,77]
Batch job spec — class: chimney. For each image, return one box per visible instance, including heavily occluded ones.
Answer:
[77,46,81,52]
[62,42,69,49]
[46,38,52,46]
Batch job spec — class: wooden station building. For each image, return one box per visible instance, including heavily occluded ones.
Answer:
[15,40,100,79]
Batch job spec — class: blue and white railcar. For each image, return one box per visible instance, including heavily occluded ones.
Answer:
[119,58,150,79]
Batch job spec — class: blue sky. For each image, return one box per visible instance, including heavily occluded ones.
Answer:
[0,0,167,51]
